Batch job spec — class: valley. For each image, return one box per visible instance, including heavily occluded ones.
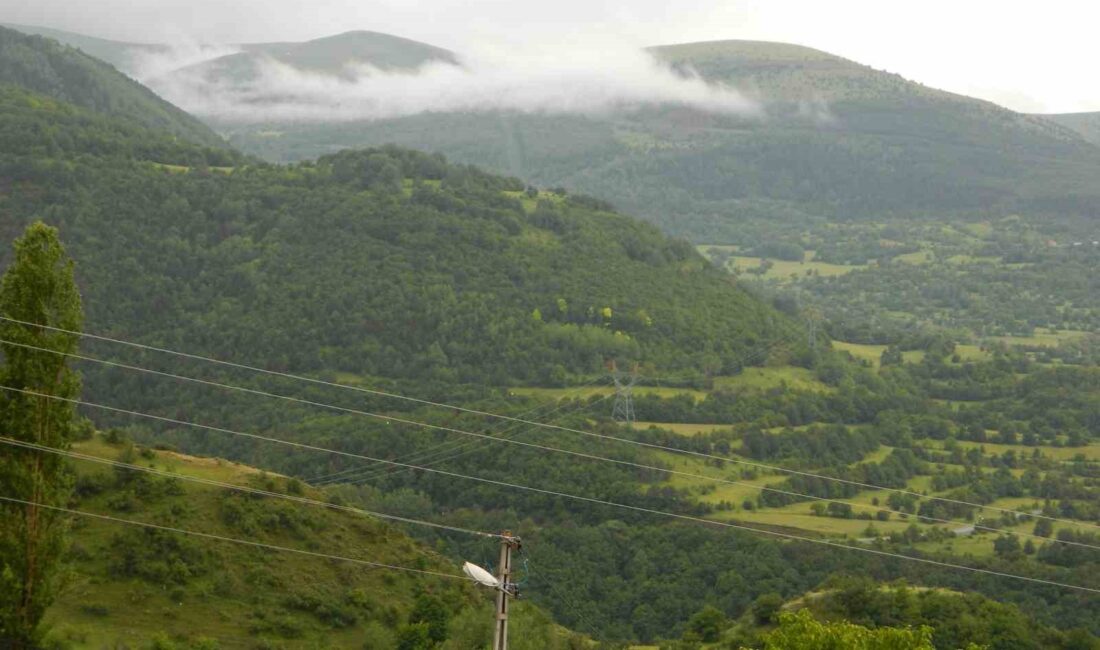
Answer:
[0,17,1097,650]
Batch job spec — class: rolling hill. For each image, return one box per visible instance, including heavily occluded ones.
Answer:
[13,24,1099,242]
[187,30,458,83]
[0,26,226,148]
[212,38,1100,242]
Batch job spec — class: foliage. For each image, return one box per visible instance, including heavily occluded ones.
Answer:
[754,609,936,650]
[0,222,83,648]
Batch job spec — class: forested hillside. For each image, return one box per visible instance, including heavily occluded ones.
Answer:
[213,39,1100,242]
[14,23,1100,243]
[0,26,227,148]
[0,79,796,387]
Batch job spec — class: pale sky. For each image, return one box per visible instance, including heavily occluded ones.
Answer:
[2,0,1098,113]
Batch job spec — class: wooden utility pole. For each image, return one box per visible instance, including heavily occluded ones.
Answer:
[492,531,522,650]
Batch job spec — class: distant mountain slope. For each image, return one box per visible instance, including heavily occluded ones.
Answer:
[1043,111,1100,146]
[0,22,164,71]
[0,26,227,148]
[177,30,458,84]
[219,38,1100,241]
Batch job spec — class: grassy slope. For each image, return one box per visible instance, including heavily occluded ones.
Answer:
[46,435,579,649]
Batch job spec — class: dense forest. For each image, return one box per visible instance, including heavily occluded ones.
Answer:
[0,80,798,389]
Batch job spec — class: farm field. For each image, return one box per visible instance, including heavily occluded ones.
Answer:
[831,341,925,368]
[631,421,733,436]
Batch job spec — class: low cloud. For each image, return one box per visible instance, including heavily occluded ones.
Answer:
[128,42,242,82]
[142,45,760,123]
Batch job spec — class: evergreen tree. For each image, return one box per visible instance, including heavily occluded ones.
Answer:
[0,222,83,648]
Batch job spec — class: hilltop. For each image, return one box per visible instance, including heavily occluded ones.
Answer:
[0,26,226,148]
[14,24,1100,243]
[211,37,1100,241]
[188,30,458,83]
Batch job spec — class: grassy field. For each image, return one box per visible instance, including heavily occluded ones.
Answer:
[943,440,1100,462]
[508,385,710,402]
[991,329,1090,348]
[43,436,485,649]
[655,435,1099,556]
[696,246,865,281]
[831,341,925,368]
[632,421,733,436]
[713,366,833,393]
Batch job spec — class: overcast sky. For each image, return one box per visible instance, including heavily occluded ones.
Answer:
[2,0,1097,113]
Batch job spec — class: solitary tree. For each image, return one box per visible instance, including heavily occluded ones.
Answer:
[0,222,83,648]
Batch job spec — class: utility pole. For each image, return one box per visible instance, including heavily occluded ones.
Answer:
[492,531,522,650]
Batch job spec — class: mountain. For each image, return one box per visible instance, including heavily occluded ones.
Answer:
[214,38,1100,242]
[0,22,165,71]
[1042,111,1100,146]
[0,26,227,148]
[45,433,581,648]
[182,31,458,85]
[0,52,798,389]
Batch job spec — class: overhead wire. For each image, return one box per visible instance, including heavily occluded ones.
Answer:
[0,389,1097,593]
[343,389,615,487]
[2,336,1095,534]
[0,435,502,540]
[318,373,614,485]
[0,494,469,581]
[10,383,1094,551]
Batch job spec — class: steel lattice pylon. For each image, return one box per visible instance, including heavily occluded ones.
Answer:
[608,360,638,424]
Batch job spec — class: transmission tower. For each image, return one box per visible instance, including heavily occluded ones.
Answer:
[798,289,822,353]
[608,360,638,424]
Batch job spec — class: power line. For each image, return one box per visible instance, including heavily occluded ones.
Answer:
[340,390,616,487]
[0,494,468,581]
[0,390,1096,594]
[320,375,614,485]
[7,383,1093,551]
[0,436,501,540]
[2,336,1094,533]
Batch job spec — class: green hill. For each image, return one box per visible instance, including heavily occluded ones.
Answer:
[0,26,227,148]
[1042,111,1100,147]
[714,580,1091,649]
[177,31,458,85]
[43,434,580,649]
[0,80,796,388]
[219,38,1100,242]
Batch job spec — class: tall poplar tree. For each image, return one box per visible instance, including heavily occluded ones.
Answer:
[0,222,83,649]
